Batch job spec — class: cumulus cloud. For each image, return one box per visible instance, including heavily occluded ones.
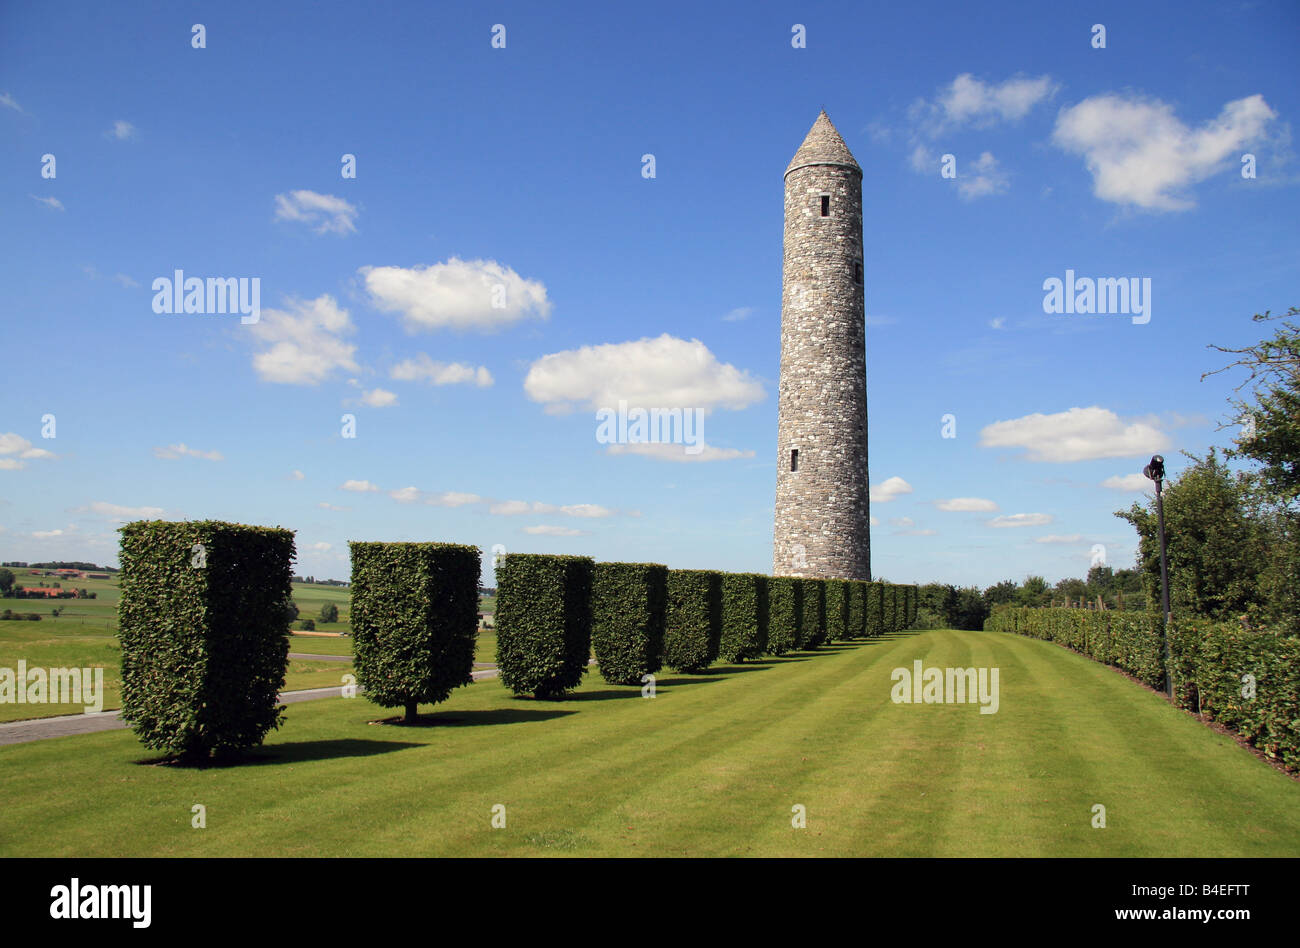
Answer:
[1052,93,1276,210]
[931,74,1058,128]
[249,295,359,385]
[525,334,764,415]
[77,501,165,520]
[1101,473,1152,491]
[390,354,493,387]
[490,500,557,516]
[870,476,913,503]
[523,525,587,537]
[429,491,482,507]
[273,189,358,235]
[988,513,1053,528]
[957,151,1009,200]
[153,443,223,461]
[361,388,398,407]
[605,442,755,463]
[979,407,1169,462]
[32,529,63,538]
[340,479,380,492]
[361,257,550,332]
[0,433,56,470]
[934,497,998,512]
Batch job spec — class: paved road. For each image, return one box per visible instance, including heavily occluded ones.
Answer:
[290,652,496,668]
[0,665,503,747]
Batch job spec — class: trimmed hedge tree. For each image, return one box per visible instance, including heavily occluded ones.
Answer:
[799,578,827,649]
[118,520,295,760]
[719,572,768,663]
[825,579,849,643]
[348,541,479,723]
[866,582,885,637]
[664,569,723,673]
[767,576,801,656]
[591,561,667,685]
[847,581,867,638]
[496,553,594,699]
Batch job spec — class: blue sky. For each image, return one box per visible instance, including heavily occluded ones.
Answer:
[2,0,1296,587]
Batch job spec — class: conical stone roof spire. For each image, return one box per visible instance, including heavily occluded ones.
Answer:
[785,110,861,178]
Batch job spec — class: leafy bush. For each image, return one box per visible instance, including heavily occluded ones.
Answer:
[799,579,826,649]
[118,520,295,760]
[823,579,849,644]
[496,553,594,699]
[767,577,801,655]
[348,541,480,721]
[298,618,316,631]
[719,572,768,663]
[319,602,339,623]
[866,583,885,637]
[591,562,667,684]
[846,581,866,639]
[664,569,723,673]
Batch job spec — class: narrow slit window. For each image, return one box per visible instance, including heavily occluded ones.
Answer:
[790,449,799,472]
[854,261,863,284]
[820,195,830,217]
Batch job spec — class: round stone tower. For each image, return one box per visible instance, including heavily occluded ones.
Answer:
[773,111,871,581]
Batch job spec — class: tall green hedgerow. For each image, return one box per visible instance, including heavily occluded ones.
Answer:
[825,579,849,643]
[348,541,480,723]
[118,520,295,760]
[719,572,768,663]
[591,562,667,685]
[866,582,885,637]
[847,581,867,638]
[799,578,827,649]
[767,576,801,656]
[664,569,723,673]
[496,553,594,699]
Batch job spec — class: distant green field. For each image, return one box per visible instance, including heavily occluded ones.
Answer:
[0,574,497,720]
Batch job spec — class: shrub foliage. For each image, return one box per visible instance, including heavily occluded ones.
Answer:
[767,576,802,655]
[719,572,768,663]
[591,562,667,684]
[496,553,594,699]
[664,569,723,673]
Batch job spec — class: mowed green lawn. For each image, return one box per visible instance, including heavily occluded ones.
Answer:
[2,628,1297,856]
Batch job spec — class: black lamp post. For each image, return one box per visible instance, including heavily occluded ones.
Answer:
[1142,454,1172,696]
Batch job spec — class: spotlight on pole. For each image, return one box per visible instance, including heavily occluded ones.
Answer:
[1143,454,1172,696]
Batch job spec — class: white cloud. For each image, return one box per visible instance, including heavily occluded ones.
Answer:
[935,497,998,512]
[897,528,938,537]
[490,500,556,516]
[979,407,1169,462]
[361,257,550,332]
[605,442,755,463]
[988,513,1053,528]
[870,476,913,503]
[318,502,349,511]
[722,307,754,322]
[340,479,380,493]
[0,433,56,470]
[32,529,63,538]
[1,92,23,112]
[390,354,493,387]
[31,195,63,211]
[1101,473,1152,491]
[957,151,1009,200]
[249,295,359,385]
[1052,93,1276,210]
[523,525,587,537]
[525,334,764,414]
[361,388,399,407]
[389,486,422,503]
[291,470,305,480]
[273,190,358,235]
[79,501,165,520]
[1035,534,1083,544]
[890,517,915,527]
[107,120,135,140]
[989,317,1007,330]
[559,504,612,518]
[153,443,223,461]
[934,74,1058,127]
[311,542,332,552]
[428,491,481,507]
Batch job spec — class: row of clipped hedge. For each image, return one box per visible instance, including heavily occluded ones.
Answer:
[985,607,1300,772]
[115,521,918,757]
[496,554,917,699]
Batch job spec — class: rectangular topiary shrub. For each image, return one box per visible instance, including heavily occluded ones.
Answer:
[866,582,885,637]
[825,579,849,643]
[767,576,802,656]
[496,553,594,699]
[591,561,667,685]
[117,520,295,760]
[664,569,723,673]
[348,541,480,722]
[719,572,768,663]
[799,578,827,649]
[846,581,867,639]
